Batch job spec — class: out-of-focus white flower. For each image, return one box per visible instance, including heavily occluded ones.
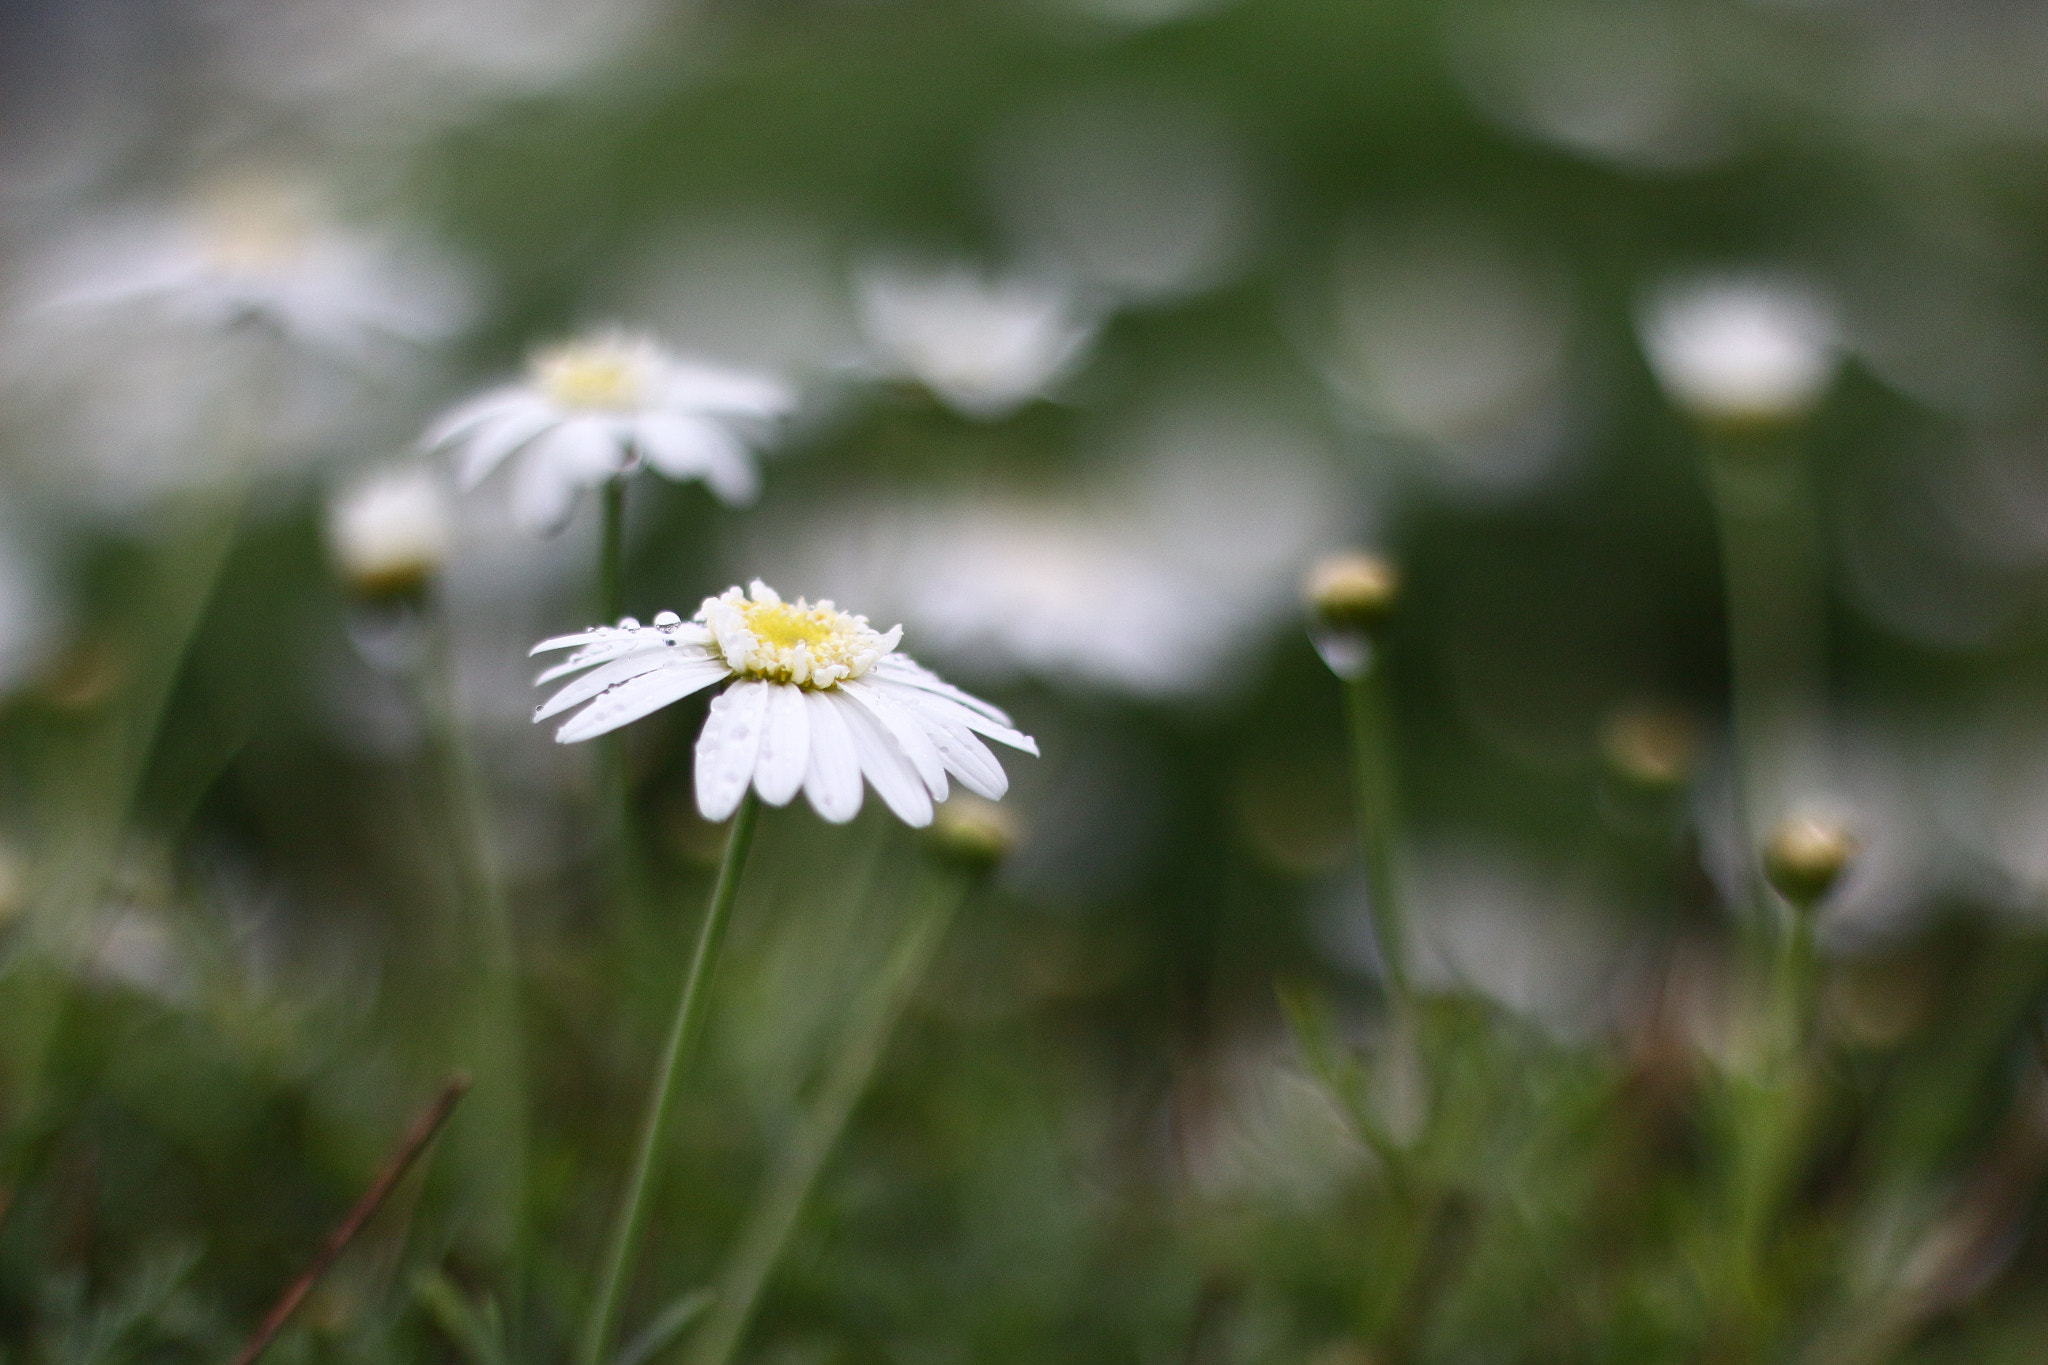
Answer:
[855,263,1100,420]
[326,465,453,597]
[1314,216,1575,499]
[3,178,474,506]
[424,332,794,535]
[20,179,466,363]
[90,910,189,1002]
[1318,843,1625,1036]
[613,215,861,373]
[985,89,1256,304]
[531,581,1038,827]
[211,0,671,139]
[1639,276,1840,426]
[745,398,1352,699]
[1448,0,1737,174]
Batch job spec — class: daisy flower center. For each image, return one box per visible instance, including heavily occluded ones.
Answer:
[532,340,654,411]
[700,584,901,689]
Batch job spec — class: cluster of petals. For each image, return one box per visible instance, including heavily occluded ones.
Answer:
[531,581,1038,827]
[855,263,1100,420]
[425,332,794,534]
[1638,276,1839,425]
[21,190,469,364]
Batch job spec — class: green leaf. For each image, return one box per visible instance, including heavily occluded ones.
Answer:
[611,1288,714,1365]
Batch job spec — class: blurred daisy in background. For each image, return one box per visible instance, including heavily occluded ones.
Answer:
[531,581,1038,827]
[326,464,454,601]
[424,331,795,534]
[745,395,1353,698]
[1448,0,1740,175]
[854,262,1102,420]
[2,174,474,507]
[1310,214,1578,501]
[1315,841,1628,1037]
[208,0,675,142]
[17,178,464,357]
[1638,274,1840,427]
[983,87,1258,306]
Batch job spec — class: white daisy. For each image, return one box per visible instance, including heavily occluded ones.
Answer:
[855,263,1100,420]
[18,179,469,364]
[326,464,453,597]
[424,332,795,535]
[3,178,474,506]
[531,581,1039,827]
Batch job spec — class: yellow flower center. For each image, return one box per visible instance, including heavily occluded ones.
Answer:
[532,340,652,411]
[700,583,900,689]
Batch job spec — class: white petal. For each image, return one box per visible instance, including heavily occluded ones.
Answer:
[534,650,675,721]
[662,360,795,416]
[424,385,533,449]
[511,453,584,535]
[633,414,759,505]
[632,412,727,476]
[869,676,1038,757]
[890,694,1010,799]
[536,638,712,687]
[869,653,1023,730]
[833,691,932,827]
[554,656,729,743]
[695,680,771,820]
[450,403,559,488]
[537,416,632,486]
[840,680,949,800]
[801,687,864,823]
[752,682,811,807]
[531,627,616,657]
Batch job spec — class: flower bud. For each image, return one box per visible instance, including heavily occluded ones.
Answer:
[1305,552,1398,680]
[1764,815,1857,908]
[929,795,1018,873]
[1639,276,1839,431]
[327,466,452,600]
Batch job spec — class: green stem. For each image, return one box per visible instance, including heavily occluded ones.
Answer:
[1701,426,1830,1349]
[1704,431,1827,914]
[1342,665,1409,1003]
[581,792,762,1365]
[689,864,971,1365]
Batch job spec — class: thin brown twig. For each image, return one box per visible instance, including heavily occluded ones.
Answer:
[228,1075,472,1365]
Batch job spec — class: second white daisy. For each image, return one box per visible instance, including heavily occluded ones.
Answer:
[425,332,794,534]
[531,580,1038,827]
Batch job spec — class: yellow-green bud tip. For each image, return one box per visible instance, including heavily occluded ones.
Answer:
[1305,553,1399,630]
[929,796,1017,871]
[1764,815,1858,908]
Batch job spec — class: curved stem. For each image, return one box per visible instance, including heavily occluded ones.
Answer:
[580,792,762,1365]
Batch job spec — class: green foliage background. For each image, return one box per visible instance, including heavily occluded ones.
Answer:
[4,2,2048,1362]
